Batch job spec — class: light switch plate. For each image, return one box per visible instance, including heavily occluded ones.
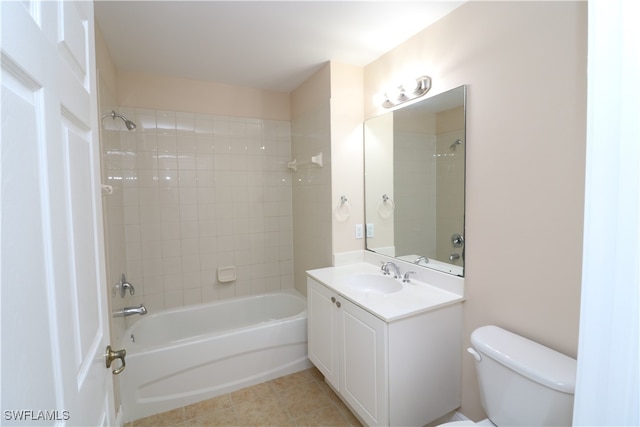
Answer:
[366,223,374,238]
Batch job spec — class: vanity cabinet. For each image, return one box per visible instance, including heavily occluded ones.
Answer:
[307,276,462,427]
[308,277,388,425]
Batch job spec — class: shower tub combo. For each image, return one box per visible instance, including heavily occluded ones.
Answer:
[120,290,311,422]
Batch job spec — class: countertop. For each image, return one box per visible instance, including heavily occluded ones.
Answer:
[307,262,464,322]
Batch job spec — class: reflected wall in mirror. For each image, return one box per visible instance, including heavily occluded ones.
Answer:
[364,85,466,276]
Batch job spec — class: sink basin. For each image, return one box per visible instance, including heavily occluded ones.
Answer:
[343,274,403,295]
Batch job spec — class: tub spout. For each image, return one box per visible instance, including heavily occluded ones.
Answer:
[114,304,147,317]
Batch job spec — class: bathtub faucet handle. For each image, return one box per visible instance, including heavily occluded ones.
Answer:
[118,273,135,297]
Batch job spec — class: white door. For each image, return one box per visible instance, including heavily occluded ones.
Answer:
[1,1,115,426]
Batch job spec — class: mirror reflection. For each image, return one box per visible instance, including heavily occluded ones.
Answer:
[364,85,466,276]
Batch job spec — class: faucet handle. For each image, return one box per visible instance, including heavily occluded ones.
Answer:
[118,273,135,297]
[380,262,390,275]
[402,271,416,283]
[122,281,135,296]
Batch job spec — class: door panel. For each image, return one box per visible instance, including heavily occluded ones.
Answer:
[1,46,59,415]
[1,1,114,425]
[339,299,388,426]
[307,278,339,388]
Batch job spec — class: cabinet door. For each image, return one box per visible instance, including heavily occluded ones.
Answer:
[339,298,388,426]
[307,278,340,389]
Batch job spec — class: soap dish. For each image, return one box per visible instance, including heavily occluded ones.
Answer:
[217,266,236,283]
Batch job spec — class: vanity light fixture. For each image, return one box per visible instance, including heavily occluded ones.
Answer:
[381,76,432,108]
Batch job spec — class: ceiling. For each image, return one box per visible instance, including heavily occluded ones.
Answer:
[94,1,465,92]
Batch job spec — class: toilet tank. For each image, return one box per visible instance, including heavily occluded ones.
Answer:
[470,326,577,426]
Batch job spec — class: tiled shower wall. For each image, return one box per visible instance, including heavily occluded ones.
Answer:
[104,108,294,313]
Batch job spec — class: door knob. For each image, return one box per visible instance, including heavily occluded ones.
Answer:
[105,345,126,375]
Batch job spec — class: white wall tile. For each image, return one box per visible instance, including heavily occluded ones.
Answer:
[183,288,202,306]
[119,108,293,310]
[157,133,177,152]
[163,273,182,292]
[162,239,182,258]
[161,221,181,240]
[164,291,183,309]
[160,206,180,224]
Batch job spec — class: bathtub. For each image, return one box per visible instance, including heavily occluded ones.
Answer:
[120,290,311,422]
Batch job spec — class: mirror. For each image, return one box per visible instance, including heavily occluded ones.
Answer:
[364,85,466,276]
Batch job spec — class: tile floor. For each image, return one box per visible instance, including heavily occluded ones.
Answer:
[127,367,362,426]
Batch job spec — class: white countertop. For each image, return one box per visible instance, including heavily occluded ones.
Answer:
[307,262,464,322]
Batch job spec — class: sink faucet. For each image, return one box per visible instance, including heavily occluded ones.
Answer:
[382,262,401,279]
[403,271,416,283]
[414,256,428,264]
[380,261,389,274]
[114,304,147,317]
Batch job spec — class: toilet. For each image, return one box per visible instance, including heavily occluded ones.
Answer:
[441,325,577,426]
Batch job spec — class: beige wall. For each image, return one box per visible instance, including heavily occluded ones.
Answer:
[290,63,333,295]
[363,112,395,254]
[290,61,365,296]
[118,70,290,121]
[329,62,365,255]
[364,2,587,420]
[95,23,118,100]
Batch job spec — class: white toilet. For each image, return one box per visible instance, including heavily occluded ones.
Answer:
[441,325,577,426]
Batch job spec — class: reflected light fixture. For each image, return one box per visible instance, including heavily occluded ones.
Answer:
[381,76,432,108]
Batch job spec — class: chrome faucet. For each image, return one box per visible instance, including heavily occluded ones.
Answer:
[382,262,401,279]
[115,273,136,298]
[403,271,416,283]
[414,256,428,264]
[114,304,147,317]
[380,261,389,274]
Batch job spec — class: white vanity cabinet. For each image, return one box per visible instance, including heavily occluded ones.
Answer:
[307,276,462,427]
[308,277,388,425]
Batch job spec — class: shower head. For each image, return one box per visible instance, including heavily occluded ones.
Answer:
[449,139,462,151]
[102,110,137,131]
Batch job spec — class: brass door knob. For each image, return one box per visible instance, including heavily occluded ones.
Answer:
[105,345,126,375]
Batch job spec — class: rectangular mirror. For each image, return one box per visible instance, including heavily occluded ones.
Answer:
[364,85,466,276]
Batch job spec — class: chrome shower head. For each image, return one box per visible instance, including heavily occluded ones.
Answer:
[124,118,136,131]
[102,110,136,131]
[449,139,462,151]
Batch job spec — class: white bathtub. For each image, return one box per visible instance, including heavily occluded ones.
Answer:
[120,290,311,422]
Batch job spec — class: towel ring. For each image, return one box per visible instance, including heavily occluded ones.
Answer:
[378,194,395,219]
[334,196,350,222]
